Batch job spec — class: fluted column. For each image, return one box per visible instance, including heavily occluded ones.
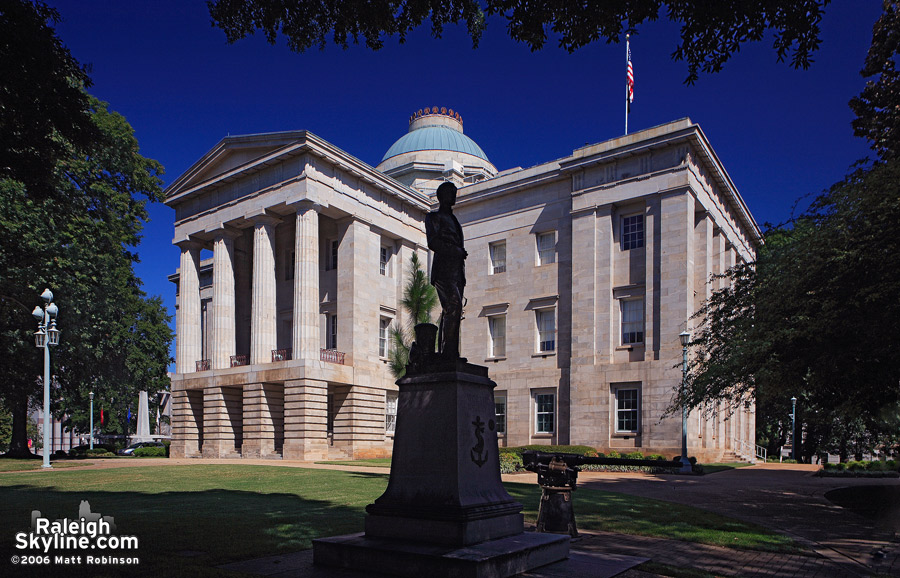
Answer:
[292,202,321,361]
[211,228,240,369]
[250,215,280,364]
[176,240,202,373]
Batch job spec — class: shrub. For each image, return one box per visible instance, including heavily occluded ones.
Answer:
[503,445,599,457]
[647,454,667,461]
[818,459,900,476]
[624,451,644,460]
[132,446,166,458]
[52,450,67,458]
[607,450,621,458]
[499,452,523,474]
[85,448,111,456]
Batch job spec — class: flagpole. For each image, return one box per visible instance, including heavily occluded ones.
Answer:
[625,34,630,135]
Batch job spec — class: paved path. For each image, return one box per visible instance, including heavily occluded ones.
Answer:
[572,463,900,577]
[11,458,900,576]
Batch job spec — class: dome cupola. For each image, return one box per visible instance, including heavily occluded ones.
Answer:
[376,107,497,196]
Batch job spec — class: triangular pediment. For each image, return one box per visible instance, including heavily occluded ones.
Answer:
[165,131,310,200]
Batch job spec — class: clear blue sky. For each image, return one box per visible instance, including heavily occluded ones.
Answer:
[49,1,881,340]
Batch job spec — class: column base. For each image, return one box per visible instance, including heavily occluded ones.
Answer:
[169,440,200,458]
[241,440,275,459]
[201,440,241,458]
[282,440,328,461]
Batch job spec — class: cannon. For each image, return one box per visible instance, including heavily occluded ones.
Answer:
[521,450,684,537]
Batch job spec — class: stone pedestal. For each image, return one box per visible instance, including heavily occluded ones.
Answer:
[313,362,569,577]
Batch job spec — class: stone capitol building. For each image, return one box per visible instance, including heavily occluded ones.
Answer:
[166,109,760,463]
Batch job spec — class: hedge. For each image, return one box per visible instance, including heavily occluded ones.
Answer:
[818,459,899,477]
[132,446,167,458]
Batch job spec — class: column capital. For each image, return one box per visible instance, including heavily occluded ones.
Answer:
[206,224,243,240]
[174,237,205,250]
[246,211,282,227]
[289,199,326,214]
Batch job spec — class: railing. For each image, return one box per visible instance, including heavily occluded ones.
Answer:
[732,437,765,463]
[195,359,211,372]
[272,348,292,362]
[230,354,249,367]
[320,348,345,365]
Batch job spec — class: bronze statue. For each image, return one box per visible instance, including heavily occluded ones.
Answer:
[425,182,467,360]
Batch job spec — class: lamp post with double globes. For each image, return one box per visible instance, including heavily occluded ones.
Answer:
[32,288,60,469]
[678,330,692,473]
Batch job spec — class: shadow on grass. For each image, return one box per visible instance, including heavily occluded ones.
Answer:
[0,467,390,578]
[825,485,900,533]
[505,482,799,553]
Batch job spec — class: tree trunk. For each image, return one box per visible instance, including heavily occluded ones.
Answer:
[6,398,35,458]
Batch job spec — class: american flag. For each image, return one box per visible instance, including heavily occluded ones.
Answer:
[626,42,634,111]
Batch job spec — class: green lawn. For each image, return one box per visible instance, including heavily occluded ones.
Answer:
[0,465,796,577]
[0,458,95,472]
[314,458,392,468]
[701,462,754,475]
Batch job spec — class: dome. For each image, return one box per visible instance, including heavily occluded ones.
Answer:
[381,125,490,163]
[376,107,497,195]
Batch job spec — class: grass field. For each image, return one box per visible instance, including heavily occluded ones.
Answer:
[314,458,392,468]
[700,462,754,475]
[0,464,797,577]
[0,458,94,472]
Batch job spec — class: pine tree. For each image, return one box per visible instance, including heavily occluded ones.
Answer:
[388,252,437,378]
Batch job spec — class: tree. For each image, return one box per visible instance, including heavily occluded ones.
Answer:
[0,93,173,457]
[0,1,98,199]
[850,1,900,160]
[679,159,900,460]
[207,0,829,83]
[0,5,173,457]
[388,252,438,378]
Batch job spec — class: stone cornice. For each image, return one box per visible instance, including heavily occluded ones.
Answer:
[165,131,431,212]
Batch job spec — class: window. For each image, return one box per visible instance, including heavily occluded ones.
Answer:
[385,391,398,434]
[489,241,506,274]
[494,395,507,434]
[622,214,644,250]
[536,308,556,353]
[536,232,556,265]
[621,298,644,345]
[328,239,339,270]
[489,315,506,358]
[379,316,392,358]
[327,314,338,349]
[616,388,640,433]
[535,393,555,434]
[380,246,390,276]
[286,250,295,280]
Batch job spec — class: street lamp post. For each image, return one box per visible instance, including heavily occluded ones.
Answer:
[678,330,692,473]
[790,396,797,461]
[89,391,94,450]
[32,288,60,469]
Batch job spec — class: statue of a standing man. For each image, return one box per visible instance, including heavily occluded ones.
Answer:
[425,182,467,360]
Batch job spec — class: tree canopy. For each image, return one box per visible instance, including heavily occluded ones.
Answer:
[672,1,900,461]
[0,1,172,456]
[850,0,900,160]
[207,0,829,83]
[0,1,97,199]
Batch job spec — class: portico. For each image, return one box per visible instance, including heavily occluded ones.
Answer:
[167,131,430,460]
